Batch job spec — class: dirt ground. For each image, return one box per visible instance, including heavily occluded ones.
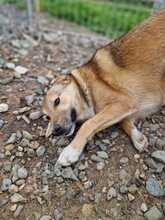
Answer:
[0,5,165,220]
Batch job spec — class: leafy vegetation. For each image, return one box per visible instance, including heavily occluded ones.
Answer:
[3,0,152,37]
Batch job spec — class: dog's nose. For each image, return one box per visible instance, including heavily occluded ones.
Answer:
[53,124,64,136]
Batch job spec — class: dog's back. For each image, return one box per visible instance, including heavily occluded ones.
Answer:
[77,9,165,115]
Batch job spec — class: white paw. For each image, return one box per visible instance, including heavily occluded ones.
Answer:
[57,145,82,166]
[131,129,148,152]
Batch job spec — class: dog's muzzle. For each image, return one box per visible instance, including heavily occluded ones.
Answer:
[52,123,76,136]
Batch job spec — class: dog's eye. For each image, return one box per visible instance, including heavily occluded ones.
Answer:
[54,97,60,107]
[45,115,50,121]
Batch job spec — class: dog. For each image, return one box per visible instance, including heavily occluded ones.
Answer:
[43,9,165,166]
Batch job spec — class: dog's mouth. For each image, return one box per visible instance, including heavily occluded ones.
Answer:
[66,123,76,137]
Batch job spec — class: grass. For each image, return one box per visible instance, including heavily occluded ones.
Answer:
[40,0,151,37]
[3,0,152,38]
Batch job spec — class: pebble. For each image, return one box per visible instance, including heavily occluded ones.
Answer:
[22,130,33,140]
[119,185,128,194]
[119,169,131,184]
[17,167,28,179]
[24,95,34,105]
[0,119,4,128]
[144,206,163,220]
[141,203,148,213]
[152,151,165,164]
[128,193,135,201]
[6,62,15,69]
[1,178,12,191]
[14,205,24,218]
[15,66,28,75]
[3,161,12,172]
[10,193,26,203]
[0,103,9,112]
[29,111,42,120]
[61,167,78,180]
[53,209,63,220]
[9,184,19,193]
[97,151,108,159]
[107,187,117,200]
[146,177,165,197]
[37,76,49,85]
[119,157,129,164]
[5,133,17,144]
[36,146,46,157]
[81,203,96,218]
[39,215,51,220]
[5,144,15,151]
[96,162,105,170]
[91,154,104,163]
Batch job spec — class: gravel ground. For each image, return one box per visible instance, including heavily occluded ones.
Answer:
[0,5,165,220]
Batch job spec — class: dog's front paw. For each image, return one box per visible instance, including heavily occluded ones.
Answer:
[57,145,82,166]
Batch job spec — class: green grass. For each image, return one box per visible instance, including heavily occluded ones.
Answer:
[40,0,151,37]
[3,0,152,38]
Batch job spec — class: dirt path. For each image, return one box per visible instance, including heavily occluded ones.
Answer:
[0,5,165,220]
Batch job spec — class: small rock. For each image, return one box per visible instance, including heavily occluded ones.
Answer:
[14,205,24,218]
[120,157,129,164]
[141,203,148,213]
[54,164,62,177]
[128,193,135,201]
[17,167,28,179]
[0,119,4,128]
[0,76,14,84]
[1,178,12,191]
[0,103,9,112]
[144,206,163,220]
[97,151,108,159]
[24,95,34,105]
[0,57,5,67]
[29,111,42,120]
[61,167,78,180]
[9,184,19,193]
[39,215,51,220]
[16,179,25,186]
[53,208,63,220]
[22,130,33,140]
[10,193,26,203]
[6,62,15,70]
[128,184,138,194]
[91,154,104,163]
[119,185,128,194]
[37,76,49,85]
[146,177,165,197]
[36,146,46,157]
[81,203,96,218]
[30,141,39,149]
[15,66,28,75]
[107,187,117,201]
[5,133,17,144]
[152,151,165,164]
[5,144,15,151]
[3,161,12,172]
[96,162,105,170]
[119,169,131,184]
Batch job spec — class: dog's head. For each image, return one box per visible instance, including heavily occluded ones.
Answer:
[43,74,86,137]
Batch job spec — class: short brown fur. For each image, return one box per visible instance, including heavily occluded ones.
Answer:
[43,9,165,165]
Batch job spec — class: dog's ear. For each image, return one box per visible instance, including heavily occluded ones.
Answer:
[51,75,72,85]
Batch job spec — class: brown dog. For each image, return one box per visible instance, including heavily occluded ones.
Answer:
[43,9,165,166]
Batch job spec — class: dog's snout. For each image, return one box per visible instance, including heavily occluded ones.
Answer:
[53,124,65,136]
[54,124,62,132]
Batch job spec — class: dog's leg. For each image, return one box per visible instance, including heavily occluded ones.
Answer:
[57,101,136,166]
[121,118,148,152]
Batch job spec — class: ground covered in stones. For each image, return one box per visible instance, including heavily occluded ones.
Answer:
[0,5,165,220]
